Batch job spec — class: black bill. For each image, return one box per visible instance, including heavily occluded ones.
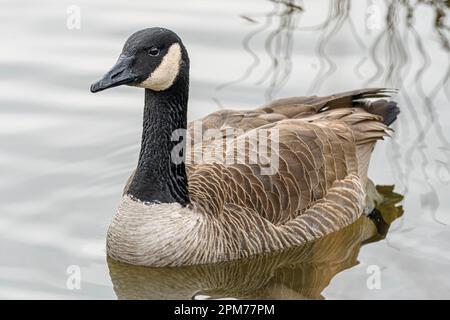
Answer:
[90,55,139,93]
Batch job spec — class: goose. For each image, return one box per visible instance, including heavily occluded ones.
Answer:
[108,185,403,299]
[90,27,400,267]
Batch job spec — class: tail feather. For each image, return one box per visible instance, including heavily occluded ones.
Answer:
[322,88,400,126]
[361,99,400,126]
[257,88,400,185]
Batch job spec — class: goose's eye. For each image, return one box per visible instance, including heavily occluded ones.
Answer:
[148,47,160,56]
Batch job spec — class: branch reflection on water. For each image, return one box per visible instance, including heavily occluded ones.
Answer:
[216,0,450,227]
[217,0,304,101]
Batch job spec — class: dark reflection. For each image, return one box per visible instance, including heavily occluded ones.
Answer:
[107,185,403,300]
[378,0,450,226]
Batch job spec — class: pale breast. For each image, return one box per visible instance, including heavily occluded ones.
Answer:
[107,196,206,266]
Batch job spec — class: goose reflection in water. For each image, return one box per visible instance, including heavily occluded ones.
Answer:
[107,183,403,300]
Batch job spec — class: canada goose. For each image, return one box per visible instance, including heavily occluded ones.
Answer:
[91,27,400,267]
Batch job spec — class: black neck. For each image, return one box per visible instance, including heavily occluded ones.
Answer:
[126,75,190,205]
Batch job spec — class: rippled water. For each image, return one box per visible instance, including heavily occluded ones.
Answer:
[1,0,450,299]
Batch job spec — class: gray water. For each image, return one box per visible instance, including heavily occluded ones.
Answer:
[1,0,450,299]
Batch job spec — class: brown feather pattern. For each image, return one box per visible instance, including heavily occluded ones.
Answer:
[113,88,398,266]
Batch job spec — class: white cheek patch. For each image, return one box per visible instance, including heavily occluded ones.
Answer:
[138,42,182,91]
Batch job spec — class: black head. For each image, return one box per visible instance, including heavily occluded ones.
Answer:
[90,28,189,93]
